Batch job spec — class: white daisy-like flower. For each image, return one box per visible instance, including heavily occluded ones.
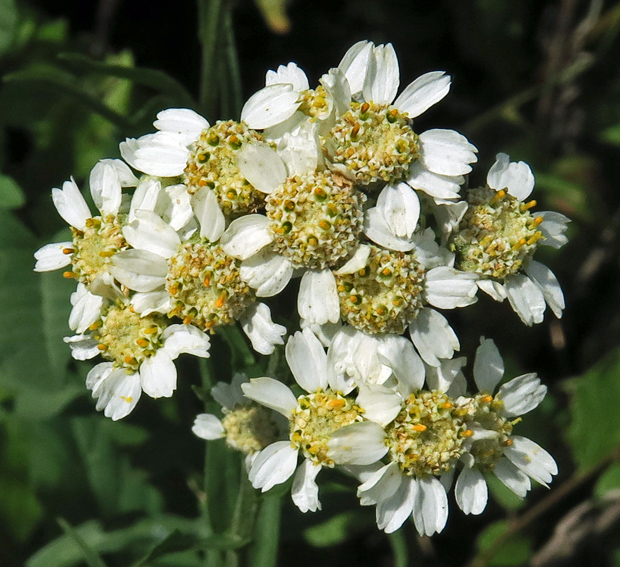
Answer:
[33,159,139,293]
[111,195,286,354]
[453,338,558,514]
[347,351,470,536]
[120,109,273,217]
[65,298,210,420]
[193,373,281,468]
[321,42,477,221]
[450,153,570,325]
[240,328,388,513]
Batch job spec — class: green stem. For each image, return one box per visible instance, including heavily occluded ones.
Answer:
[248,491,283,567]
[197,0,226,119]
[221,5,243,119]
[388,530,408,567]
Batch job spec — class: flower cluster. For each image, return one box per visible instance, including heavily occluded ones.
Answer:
[34,40,568,533]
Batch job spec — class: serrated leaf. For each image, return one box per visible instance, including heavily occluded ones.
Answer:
[0,0,18,58]
[0,173,25,209]
[58,53,196,108]
[567,348,620,471]
[477,520,532,567]
[304,509,375,548]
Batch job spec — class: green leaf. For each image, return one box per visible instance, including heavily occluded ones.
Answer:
[600,123,620,146]
[0,0,18,58]
[0,173,25,209]
[594,463,620,501]
[131,530,197,567]
[487,471,526,511]
[567,348,620,470]
[58,53,196,109]
[304,509,375,548]
[476,520,532,567]
[3,66,132,130]
[0,474,43,542]
[57,518,108,567]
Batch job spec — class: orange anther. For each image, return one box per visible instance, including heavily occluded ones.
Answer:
[62,271,77,279]
[461,429,474,438]
[62,248,74,255]
[412,424,427,432]
[215,292,227,309]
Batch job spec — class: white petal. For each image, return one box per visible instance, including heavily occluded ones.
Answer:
[240,302,286,355]
[338,40,373,97]
[154,108,208,145]
[140,350,177,398]
[192,413,225,440]
[129,178,161,220]
[487,153,535,201]
[409,308,460,366]
[333,244,371,276]
[426,357,466,394]
[52,178,90,230]
[505,274,546,326]
[63,334,100,360]
[424,266,478,309]
[110,249,168,292]
[376,183,420,238]
[291,460,322,513]
[455,467,488,515]
[356,384,402,427]
[525,261,564,318]
[320,68,351,118]
[363,207,415,251]
[297,269,340,325]
[277,122,322,175]
[504,436,557,487]
[130,290,172,315]
[327,421,388,465]
[158,184,194,231]
[69,284,104,333]
[88,366,141,420]
[240,250,293,297]
[358,462,402,505]
[241,84,301,130]
[473,337,504,393]
[413,477,449,536]
[99,158,139,187]
[237,144,288,194]
[265,62,309,90]
[538,211,570,249]
[129,132,190,177]
[249,441,298,492]
[123,210,180,258]
[241,377,297,418]
[377,476,415,533]
[477,279,507,301]
[493,457,531,498]
[498,373,546,417]
[89,161,122,215]
[376,335,425,392]
[220,215,273,260]
[188,187,224,241]
[394,71,451,118]
[212,373,248,409]
[417,129,477,177]
[406,161,463,201]
[162,324,211,359]
[34,242,73,272]
[363,43,399,104]
[286,328,328,392]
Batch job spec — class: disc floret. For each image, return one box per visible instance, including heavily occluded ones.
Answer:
[298,85,330,120]
[385,390,469,477]
[290,389,364,466]
[166,235,255,332]
[184,120,267,216]
[324,101,419,186]
[91,303,169,372]
[68,214,128,285]
[265,171,366,269]
[451,187,545,280]
[334,245,426,335]
[221,403,279,455]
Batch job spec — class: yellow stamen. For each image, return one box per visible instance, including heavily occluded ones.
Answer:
[62,248,74,255]
[520,199,537,212]
[136,338,149,348]
[97,344,107,351]
[512,238,527,250]
[143,326,159,335]
[460,429,474,438]
[63,271,78,279]
[98,250,114,257]
[532,216,544,226]
[480,395,493,404]
[490,190,506,204]
[412,424,427,432]
[215,292,227,309]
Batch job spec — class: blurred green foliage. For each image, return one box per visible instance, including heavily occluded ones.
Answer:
[1,0,620,566]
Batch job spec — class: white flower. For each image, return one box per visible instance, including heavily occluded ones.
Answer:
[193,374,281,468]
[241,328,387,512]
[451,153,569,325]
[33,160,138,293]
[69,299,210,420]
[454,338,558,514]
[322,41,477,226]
